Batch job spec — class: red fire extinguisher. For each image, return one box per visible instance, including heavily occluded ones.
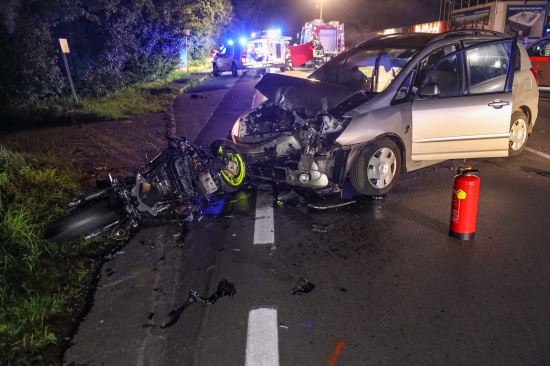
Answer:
[449,166,480,240]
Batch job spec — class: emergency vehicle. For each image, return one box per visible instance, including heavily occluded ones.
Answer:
[211,40,247,77]
[242,30,292,74]
[300,19,345,63]
[527,33,550,87]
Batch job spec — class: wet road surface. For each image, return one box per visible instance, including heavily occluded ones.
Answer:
[64,71,550,365]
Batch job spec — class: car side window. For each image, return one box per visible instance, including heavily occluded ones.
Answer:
[528,40,550,56]
[425,54,462,97]
[413,44,459,90]
[467,42,510,94]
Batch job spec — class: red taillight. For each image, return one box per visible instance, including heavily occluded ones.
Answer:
[530,67,540,86]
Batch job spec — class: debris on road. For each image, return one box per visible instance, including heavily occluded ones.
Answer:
[276,190,305,206]
[311,224,329,233]
[307,200,356,210]
[292,277,316,295]
[104,251,125,261]
[190,93,207,99]
[160,279,236,329]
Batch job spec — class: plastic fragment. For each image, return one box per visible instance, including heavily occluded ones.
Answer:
[311,224,329,233]
[161,279,236,329]
[292,277,316,295]
[277,190,305,205]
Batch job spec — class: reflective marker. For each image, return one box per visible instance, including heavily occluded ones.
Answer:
[246,308,279,366]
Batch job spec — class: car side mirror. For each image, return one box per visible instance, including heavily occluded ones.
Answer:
[419,82,440,98]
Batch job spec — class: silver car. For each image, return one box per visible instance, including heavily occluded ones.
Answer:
[228,31,539,195]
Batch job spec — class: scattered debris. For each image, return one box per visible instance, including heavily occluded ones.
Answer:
[206,265,215,272]
[161,279,236,329]
[307,200,356,210]
[232,248,241,252]
[105,268,116,277]
[276,190,305,206]
[292,277,316,295]
[190,93,207,99]
[104,251,125,261]
[311,224,329,233]
[279,322,289,329]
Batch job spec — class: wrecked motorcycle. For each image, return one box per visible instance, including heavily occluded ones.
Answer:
[44,137,245,243]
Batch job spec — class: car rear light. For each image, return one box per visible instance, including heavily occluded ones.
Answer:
[530,67,539,86]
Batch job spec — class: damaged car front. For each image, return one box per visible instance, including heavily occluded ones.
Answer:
[229,36,422,195]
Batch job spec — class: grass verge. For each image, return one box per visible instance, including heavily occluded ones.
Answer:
[0,66,210,132]
[0,146,112,365]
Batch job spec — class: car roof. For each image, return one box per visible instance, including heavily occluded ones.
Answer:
[355,30,510,50]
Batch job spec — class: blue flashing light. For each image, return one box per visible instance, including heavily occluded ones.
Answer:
[239,37,247,45]
[251,32,256,38]
[227,39,234,46]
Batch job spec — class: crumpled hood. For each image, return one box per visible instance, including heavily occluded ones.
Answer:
[255,73,361,118]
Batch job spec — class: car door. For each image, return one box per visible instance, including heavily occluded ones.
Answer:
[411,39,515,160]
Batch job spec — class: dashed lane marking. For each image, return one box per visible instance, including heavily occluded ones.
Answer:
[254,189,275,245]
[245,308,279,366]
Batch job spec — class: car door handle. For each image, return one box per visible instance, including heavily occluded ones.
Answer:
[488,100,510,109]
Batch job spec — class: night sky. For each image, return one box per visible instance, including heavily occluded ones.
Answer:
[261,0,443,45]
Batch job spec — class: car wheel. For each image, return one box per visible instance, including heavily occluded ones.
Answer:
[280,66,287,72]
[509,110,529,157]
[231,63,238,77]
[213,63,219,77]
[350,138,401,196]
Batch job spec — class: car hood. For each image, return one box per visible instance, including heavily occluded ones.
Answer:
[255,73,362,118]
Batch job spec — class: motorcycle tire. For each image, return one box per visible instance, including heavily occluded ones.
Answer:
[44,198,124,243]
[210,139,246,193]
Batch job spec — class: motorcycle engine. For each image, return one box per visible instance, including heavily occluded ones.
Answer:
[149,155,196,197]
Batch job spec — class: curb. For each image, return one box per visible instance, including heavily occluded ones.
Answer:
[166,73,212,139]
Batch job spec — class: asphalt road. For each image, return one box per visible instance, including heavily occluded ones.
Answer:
[64,70,550,366]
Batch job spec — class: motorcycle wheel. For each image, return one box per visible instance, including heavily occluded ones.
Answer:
[44,198,124,243]
[210,139,246,193]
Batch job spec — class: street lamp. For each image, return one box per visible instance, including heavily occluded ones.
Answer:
[320,0,323,20]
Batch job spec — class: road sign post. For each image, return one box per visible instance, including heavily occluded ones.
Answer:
[59,38,79,105]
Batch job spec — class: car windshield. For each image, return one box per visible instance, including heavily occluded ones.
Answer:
[309,46,419,92]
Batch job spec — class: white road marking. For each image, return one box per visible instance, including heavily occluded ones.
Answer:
[245,308,279,366]
[526,147,550,160]
[254,190,275,245]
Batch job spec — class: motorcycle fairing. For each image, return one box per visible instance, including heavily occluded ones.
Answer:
[255,73,361,118]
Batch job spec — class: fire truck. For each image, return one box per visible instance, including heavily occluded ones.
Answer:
[242,30,293,74]
[300,19,345,63]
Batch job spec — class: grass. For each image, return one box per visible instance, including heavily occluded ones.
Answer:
[0,66,209,364]
[0,66,211,132]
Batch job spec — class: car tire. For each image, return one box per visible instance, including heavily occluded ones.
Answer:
[509,110,529,157]
[231,63,238,77]
[213,63,219,77]
[350,138,401,196]
[280,66,287,72]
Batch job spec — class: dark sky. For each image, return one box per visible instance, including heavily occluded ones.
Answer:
[261,0,443,45]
